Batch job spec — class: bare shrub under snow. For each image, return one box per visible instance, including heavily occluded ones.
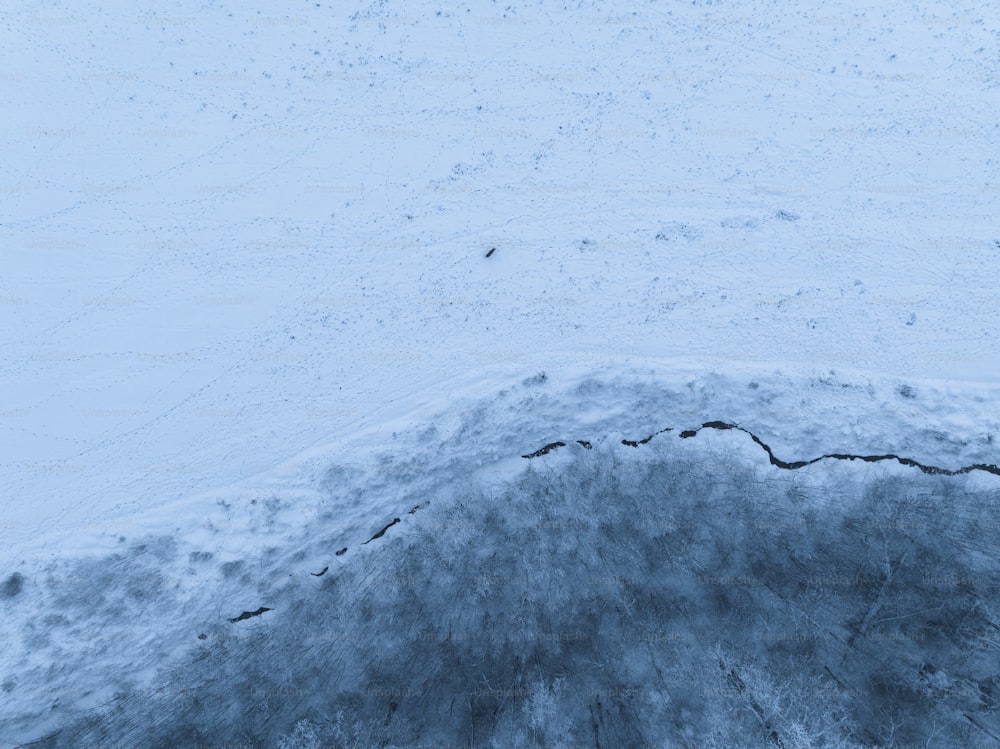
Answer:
[33,445,1000,748]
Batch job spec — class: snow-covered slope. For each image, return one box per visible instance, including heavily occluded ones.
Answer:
[3,366,1000,746]
[3,0,1000,746]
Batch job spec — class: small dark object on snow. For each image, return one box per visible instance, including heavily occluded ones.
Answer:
[230,606,272,623]
[577,440,592,449]
[364,518,401,544]
[679,430,698,438]
[311,566,329,577]
[485,247,496,258]
[197,633,207,640]
[335,547,347,556]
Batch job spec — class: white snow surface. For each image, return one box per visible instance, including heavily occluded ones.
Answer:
[2,0,1000,742]
[3,0,1000,553]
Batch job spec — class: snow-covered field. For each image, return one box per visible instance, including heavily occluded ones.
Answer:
[3,0,1000,746]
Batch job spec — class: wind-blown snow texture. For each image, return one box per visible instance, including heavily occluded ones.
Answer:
[3,0,1000,747]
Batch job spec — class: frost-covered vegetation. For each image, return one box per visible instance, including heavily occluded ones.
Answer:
[26,445,1000,748]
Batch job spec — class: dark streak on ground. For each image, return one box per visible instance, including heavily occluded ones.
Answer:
[311,566,329,577]
[363,518,401,544]
[230,607,272,623]
[622,428,673,448]
[522,420,1000,477]
[672,421,1000,476]
[521,441,566,458]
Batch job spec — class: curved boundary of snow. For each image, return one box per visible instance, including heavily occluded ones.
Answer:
[6,352,1000,564]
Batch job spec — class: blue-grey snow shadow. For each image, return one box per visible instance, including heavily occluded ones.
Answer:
[16,443,1000,749]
